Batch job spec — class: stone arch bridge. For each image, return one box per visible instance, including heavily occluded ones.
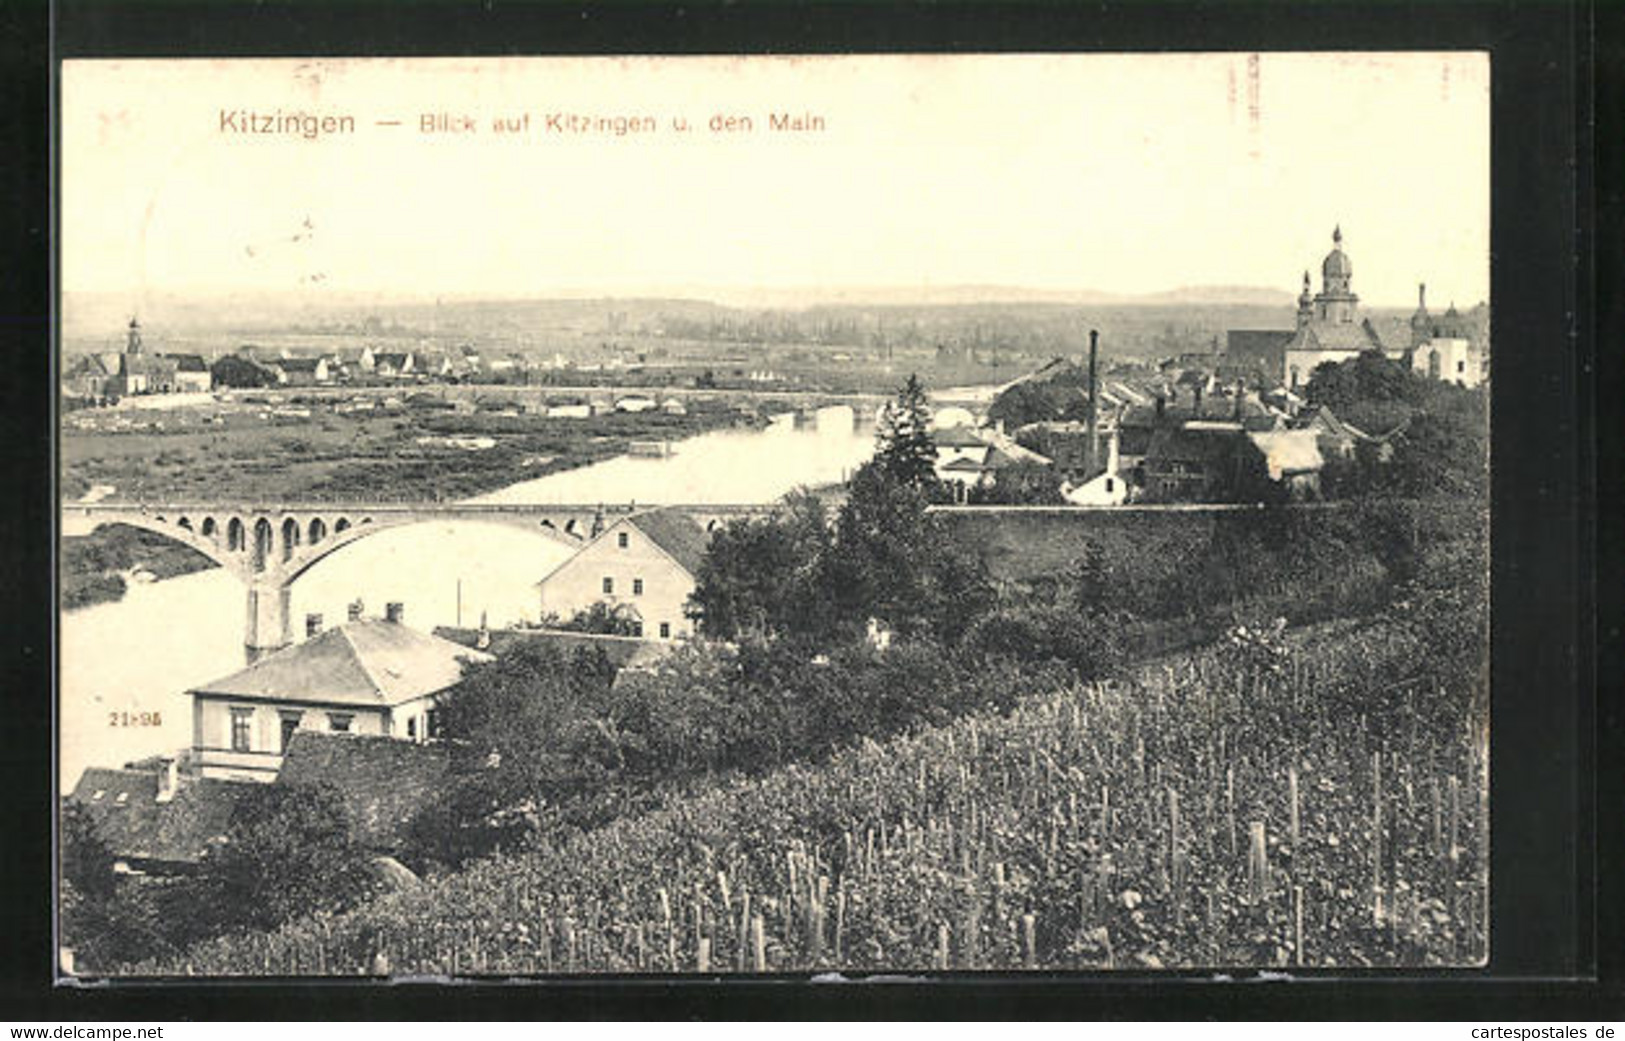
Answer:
[63,501,776,660]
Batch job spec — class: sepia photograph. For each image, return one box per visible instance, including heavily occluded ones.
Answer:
[56,52,1491,978]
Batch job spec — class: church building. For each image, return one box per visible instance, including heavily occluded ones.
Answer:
[1280,227,1404,390]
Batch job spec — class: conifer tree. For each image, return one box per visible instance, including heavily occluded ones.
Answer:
[874,374,939,489]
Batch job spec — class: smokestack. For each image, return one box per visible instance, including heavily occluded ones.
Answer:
[1419,282,1427,310]
[1233,381,1244,421]
[385,602,405,624]
[348,599,364,622]
[305,613,323,638]
[1086,329,1099,476]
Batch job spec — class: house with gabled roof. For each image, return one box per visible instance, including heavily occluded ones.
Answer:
[67,762,254,875]
[534,509,711,641]
[186,605,490,781]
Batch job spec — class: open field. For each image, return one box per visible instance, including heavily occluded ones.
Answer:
[127,615,1485,976]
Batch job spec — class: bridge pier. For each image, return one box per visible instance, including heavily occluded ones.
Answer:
[245,582,293,664]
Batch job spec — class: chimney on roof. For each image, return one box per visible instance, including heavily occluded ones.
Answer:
[155,757,179,804]
[1193,383,1204,415]
[385,602,405,624]
[348,599,364,622]
[305,613,323,638]
[1155,394,1166,421]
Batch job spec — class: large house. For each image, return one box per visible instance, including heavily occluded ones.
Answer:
[534,509,711,640]
[186,604,490,781]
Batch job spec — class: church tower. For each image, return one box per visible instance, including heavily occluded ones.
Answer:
[1295,271,1314,330]
[125,316,144,355]
[1314,225,1359,325]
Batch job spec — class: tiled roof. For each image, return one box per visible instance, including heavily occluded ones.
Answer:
[624,509,712,576]
[274,357,324,373]
[275,732,450,851]
[69,767,254,868]
[190,620,491,708]
[1286,318,1386,355]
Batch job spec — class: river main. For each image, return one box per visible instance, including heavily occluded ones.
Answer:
[60,415,876,788]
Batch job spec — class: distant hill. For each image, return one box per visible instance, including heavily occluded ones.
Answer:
[63,283,1300,337]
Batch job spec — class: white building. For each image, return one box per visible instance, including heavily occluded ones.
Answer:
[187,605,489,781]
[1411,337,1484,388]
[535,509,711,640]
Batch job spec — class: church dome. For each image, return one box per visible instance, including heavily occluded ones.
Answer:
[1321,226,1352,281]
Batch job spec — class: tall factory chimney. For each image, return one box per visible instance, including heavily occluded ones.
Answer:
[1085,329,1100,478]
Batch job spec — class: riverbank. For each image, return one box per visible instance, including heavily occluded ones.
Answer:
[61,400,764,610]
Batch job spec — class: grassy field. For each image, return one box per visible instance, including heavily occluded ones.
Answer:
[126,615,1485,976]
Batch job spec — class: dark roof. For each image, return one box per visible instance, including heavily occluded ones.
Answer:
[160,353,210,372]
[275,732,450,850]
[374,352,412,368]
[934,424,988,448]
[190,620,491,708]
[64,354,114,378]
[624,509,712,575]
[69,767,253,868]
[275,357,325,373]
[1286,318,1386,355]
[1146,424,1244,467]
[1225,330,1295,361]
[433,626,674,671]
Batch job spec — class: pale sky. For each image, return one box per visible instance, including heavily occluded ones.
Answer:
[62,53,1489,309]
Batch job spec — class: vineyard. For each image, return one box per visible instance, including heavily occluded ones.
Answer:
[130,617,1486,976]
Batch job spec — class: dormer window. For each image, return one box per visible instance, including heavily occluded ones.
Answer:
[92,790,105,801]
[115,792,128,805]
[617,532,629,549]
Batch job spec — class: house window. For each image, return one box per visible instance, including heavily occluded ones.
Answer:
[633,578,644,596]
[1457,360,1466,374]
[1105,478,1114,492]
[603,576,614,595]
[328,713,353,733]
[279,712,304,752]
[407,717,417,740]
[632,621,644,637]
[617,532,629,549]
[659,622,671,639]
[426,709,442,739]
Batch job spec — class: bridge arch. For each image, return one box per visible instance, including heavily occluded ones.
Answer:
[280,517,300,563]
[308,517,327,544]
[201,516,217,539]
[252,518,274,572]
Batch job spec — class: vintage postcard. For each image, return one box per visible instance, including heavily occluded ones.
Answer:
[57,53,1489,977]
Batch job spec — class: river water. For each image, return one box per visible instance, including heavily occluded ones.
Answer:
[59,412,876,788]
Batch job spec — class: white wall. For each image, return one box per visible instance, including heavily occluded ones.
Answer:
[537,520,696,639]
